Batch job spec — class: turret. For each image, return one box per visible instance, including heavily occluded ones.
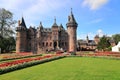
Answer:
[52,17,59,50]
[66,8,78,52]
[94,35,100,45]
[16,17,27,53]
[86,35,89,43]
[37,22,43,38]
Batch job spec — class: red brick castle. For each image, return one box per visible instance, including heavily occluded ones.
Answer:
[16,9,78,53]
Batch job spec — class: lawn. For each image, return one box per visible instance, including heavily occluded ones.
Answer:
[0,57,120,80]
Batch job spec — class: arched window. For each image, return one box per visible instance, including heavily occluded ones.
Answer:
[42,42,44,47]
[39,42,41,46]
[65,42,67,46]
[46,42,48,46]
[50,42,52,46]
[62,42,64,46]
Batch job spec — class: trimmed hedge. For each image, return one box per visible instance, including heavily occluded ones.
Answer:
[0,56,66,75]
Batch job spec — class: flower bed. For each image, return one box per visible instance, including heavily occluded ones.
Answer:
[76,51,120,58]
[0,54,42,62]
[0,54,66,74]
[1,52,32,59]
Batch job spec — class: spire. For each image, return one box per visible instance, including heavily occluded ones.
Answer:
[60,24,63,28]
[59,24,64,31]
[67,8,78,27]
[54,16,56,23]
[86,35,89,43]
[52,16,58,27]
[20,16,26,28]
[71,8,73,15]
[40,22,43,28]
[86,35,89,40]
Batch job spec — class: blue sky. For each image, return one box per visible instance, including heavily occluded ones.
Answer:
[0,0,120,40]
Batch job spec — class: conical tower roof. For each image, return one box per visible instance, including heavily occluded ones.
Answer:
[59,24,64,31]
[67,8,78,27]
[20,17,26,28]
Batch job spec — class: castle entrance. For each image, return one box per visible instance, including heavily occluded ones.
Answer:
[53,41,57,50]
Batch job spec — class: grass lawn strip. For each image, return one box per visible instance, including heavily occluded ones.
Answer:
[0,57,120,80]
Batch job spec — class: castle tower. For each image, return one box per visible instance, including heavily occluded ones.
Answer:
[16,17,27,53]
[37,22,44,53]
[94,35,100,45]
[86,35,89,43]
[109,38,116,47]
[66,9,78,52]
[52,17,59,50]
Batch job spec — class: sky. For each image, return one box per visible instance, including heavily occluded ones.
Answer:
[0,0,120,40]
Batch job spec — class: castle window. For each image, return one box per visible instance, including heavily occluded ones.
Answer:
[42,42,44,47]
[62,42,64,46]
[50,42,52,46]
[29,43,31,46]
[65,42,67,46]
[39,42,41,46]
[46,42,48,46]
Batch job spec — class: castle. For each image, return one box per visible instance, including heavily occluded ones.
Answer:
[77,35,116,51]
[77,35,100,51]
[16,10,78,53]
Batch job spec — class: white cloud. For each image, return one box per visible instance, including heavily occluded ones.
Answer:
[77,29,105,40]
[87,18,103,24]
[0,0,71,27]
[77,32,95,40]
[97,29,104,37]
[82,0,108,10]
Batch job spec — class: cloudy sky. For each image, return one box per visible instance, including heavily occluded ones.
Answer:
[0,0,120,39]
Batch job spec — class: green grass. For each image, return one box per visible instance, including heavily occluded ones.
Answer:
[0,57,120,80]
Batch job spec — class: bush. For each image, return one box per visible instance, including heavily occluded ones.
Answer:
[69,52,76,55]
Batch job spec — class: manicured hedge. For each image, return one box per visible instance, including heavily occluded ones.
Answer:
[0,56,66,75]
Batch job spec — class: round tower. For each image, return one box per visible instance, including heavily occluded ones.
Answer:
[66,9,78,52]
[16,17,27,53]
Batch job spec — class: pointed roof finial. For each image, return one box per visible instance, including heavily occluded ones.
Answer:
[40,21,42,25]
[40,21,43,28]
[52,16,58,27]
[71,8,73,15]
[54,16,56,23]
[40,21,43,27]
[86,35,89,38]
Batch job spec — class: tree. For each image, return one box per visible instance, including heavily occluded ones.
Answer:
[112,34,120,44]
[0,8,16,53]
[0,8,16,38]
[97,35,111,51]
